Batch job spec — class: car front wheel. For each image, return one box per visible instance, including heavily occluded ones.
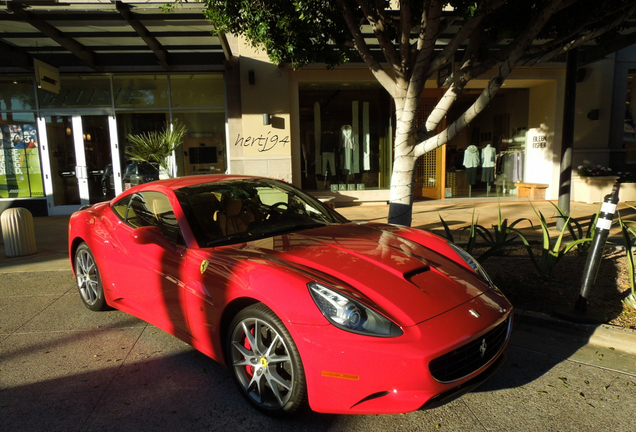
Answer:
[74,243,108,311]
[227,303,306,416]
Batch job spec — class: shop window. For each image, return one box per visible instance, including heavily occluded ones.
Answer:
[173,111,227,176]
[0,121,44,198]
[445,89,529,198]
[38,76,112,109]
[113,75,169,109]
[170,75,224,108]
[625,70,636,164]
[0,76,36,111]
[116,112,169,182]
[299,84,392,191]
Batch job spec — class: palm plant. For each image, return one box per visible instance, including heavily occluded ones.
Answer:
[126,120,187,178]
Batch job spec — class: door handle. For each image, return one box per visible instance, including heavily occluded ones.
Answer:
[75,166,88,179]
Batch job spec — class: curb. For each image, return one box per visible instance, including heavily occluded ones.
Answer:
[514,309,636,355]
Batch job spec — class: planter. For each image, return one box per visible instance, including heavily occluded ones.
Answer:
[619,182,636,203]
[571,175,619,204]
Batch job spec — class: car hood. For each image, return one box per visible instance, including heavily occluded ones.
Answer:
[217,222,497,326]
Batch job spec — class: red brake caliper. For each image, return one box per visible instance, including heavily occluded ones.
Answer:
[245,327,255,376]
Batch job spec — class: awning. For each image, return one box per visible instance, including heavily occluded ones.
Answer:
[0,0,231,73]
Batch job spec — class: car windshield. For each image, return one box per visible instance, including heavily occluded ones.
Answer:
[175,178,346,247]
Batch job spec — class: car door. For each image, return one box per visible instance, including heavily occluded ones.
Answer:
[111,191,190,336]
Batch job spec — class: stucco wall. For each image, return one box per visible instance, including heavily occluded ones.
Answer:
[228,38,293,181]
[528,77,564,201]
[573,56,615,169]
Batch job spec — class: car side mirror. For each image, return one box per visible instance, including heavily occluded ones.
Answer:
[131,226,177,253]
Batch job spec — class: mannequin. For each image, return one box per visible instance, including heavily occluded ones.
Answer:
[463,144,480,197]
[481,143,496,195]
[321,131,337,188]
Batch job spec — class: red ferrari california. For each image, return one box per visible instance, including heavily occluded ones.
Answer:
[68,175,512,416]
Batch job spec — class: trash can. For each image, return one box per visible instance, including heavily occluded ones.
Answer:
[1,207,37,257]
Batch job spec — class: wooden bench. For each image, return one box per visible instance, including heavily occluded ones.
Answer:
[515,182,549,200]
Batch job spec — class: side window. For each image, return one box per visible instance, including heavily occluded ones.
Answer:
[125,192,184,246]
[111,195,131,220]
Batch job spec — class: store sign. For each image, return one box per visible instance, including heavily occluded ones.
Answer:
[524,128,552,186]
[34,59,60,94]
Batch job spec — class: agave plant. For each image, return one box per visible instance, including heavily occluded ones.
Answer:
[524,202,592,280]
[126,120,187,179]
[440,207,479,254]
[618,207,636,312]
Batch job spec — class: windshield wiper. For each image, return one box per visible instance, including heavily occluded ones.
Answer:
[205,232,254,247]
[206,222,328,247]
[260,222,328,237]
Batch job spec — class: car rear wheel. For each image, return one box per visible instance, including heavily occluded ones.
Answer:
[227,303,306,416]
[74,243,108,311]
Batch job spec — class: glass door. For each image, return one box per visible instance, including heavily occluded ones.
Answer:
[39,115,122,215]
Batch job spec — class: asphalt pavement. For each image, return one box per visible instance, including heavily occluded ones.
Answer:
[1,199,636,431]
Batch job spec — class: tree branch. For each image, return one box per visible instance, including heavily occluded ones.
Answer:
[415,0,568,157]
[425,0,508,77]
[528,1,636,65]
[354,0,402,72]
[335,0,397,93]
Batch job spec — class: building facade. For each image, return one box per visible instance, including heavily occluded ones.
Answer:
[1,2,634,216]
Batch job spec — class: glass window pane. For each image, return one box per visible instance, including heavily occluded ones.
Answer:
[173,111,226,176]
[43,116,80,205]
[0,121,44,198]
[299,83,392,191]
[38,76,112,109]
[170,75,224,108]
[0,76,35,111]
[113,75,169,109]
[116,112,168,188]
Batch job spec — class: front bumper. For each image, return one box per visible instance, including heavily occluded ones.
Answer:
[290,292,512,414]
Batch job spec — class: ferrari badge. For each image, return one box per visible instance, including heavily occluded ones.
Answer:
[200,260,210,274]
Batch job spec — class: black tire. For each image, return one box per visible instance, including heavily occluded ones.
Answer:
[74,243,109,311]
[227,303,306,416]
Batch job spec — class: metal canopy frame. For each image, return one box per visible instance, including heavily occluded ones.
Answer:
[0,1,231,73]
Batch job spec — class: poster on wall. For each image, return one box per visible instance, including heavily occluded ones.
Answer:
[0,124,44,198]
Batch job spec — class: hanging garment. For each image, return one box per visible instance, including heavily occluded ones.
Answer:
[314,102,322,173]
[363,102,371,171]
[466,167,478,185]
[340,125,359,174]
[481,167,495,182]
[463,145,480,168]
[322,152,336,176]
[481,144,496,168]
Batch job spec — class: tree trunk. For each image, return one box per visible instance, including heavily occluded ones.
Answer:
[388,114,418,226]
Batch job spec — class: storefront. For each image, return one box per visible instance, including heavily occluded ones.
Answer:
[0,73,226,216]
[297,82,393,194]
[292,68,564,203]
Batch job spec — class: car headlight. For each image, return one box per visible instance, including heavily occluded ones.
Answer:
[448,242,494,286]
[308,282,403,337]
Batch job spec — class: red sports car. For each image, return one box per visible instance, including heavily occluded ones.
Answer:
[68,175,512,416]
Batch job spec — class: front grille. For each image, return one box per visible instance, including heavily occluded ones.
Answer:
[429,317,510,383]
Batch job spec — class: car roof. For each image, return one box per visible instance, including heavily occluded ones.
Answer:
[130,174,269,192]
